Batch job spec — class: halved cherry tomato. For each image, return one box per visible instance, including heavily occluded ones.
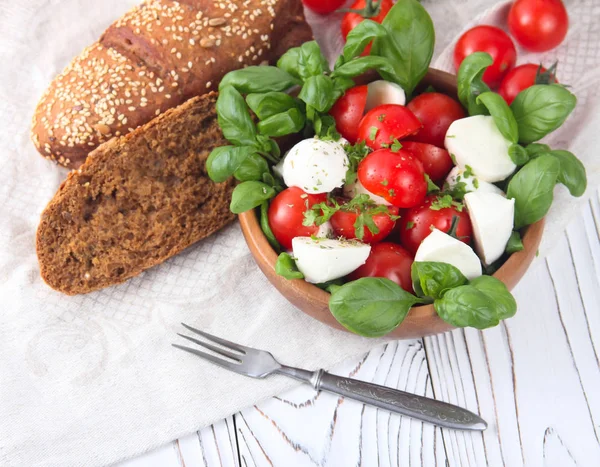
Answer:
[357,148,427,208]
[341,0,394,56]
[453,25,517,88]
[330,202,399,244]
[302,0,346,15]
[398,194,473,254]
[508,0,568,52]
[348,242,414,293]
[330,85,368,143]
[268,187,327,250]
[357,104,422,150]
[406,92,466,148]
[401,141,453,185]
[498,64,558,105]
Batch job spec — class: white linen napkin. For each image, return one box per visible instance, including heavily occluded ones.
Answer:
[0,1,598,466]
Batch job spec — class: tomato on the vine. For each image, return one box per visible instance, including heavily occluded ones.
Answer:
[498,63,558,105]
[357,104,422,150]
[508,0,568,52]
[301,0,346,15]
[268,187,327,250]
[330,202,399,244]
[406,92,465,148]
[398,194,473,254]
[329,85,368,143]
[341,0,393,56]
[357,148,427,208]
[453,25,517,87]
[401,141,453,185]
[348,242,414,293]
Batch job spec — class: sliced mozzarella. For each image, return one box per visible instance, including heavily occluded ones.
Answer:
[343,178,392,206]
[415,229,482,280]
[280,138,349,194]
[365,80,406,111]
[292,237,371,284]
[464,191,515,266]
[316,221,333,238]
[444,115,516,183]
[445,166,505,196]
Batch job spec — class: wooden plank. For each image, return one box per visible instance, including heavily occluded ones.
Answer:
[234,341,447,466]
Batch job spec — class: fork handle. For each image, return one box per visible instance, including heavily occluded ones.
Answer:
[278,366,486,431]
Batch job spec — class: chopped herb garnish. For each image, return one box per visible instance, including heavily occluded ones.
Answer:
[446,134,456,139]
[381,179,389,186]
[388,188,395,197]
[377,114,386,122]
[430,194,464,212]
[405,221,415,230]
[343,141,371,185]
[369,126,379,141]
[464,165,474,178]
[449,153,457,164]
[390,138,402,152]
[473,178,479,189]
[424,174,439,193]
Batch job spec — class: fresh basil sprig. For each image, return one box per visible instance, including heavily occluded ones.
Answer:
[216,86,259,147]
[234,152,270,182]
[275,253,304,280]
[219,66,301,93]
[505,231,524,254]
[411,261,468,299]
[546,149,587,197]
[457,52,493,115]
[257,108,306,138]
[230,181,276,214]
[336,19,388,65]
[260,202,280,251]
[508,144,529,166]
[207,146,256,183]
[476,91,518,143]
[246,92,301,120]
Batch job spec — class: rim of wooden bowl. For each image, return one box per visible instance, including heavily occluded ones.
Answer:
[237,68,545,339]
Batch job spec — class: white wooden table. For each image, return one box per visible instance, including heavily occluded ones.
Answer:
[117,195,600,466]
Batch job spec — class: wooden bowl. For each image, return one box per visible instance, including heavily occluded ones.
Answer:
[238,68,545,339]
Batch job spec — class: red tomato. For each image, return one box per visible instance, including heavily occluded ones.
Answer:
[498,64,558,105]
[398,195,473,254]
[453,26,517,88]
[406,92,466,148]
[508,0,568,52]
[330,203,399,244]
[348,242,414,293]
[268,187,327,250]
[341,0,393,56]
[357,104,422,150]
[357,148,427,208]
[302,0,346,15]
[401,141,453,184]
[329,85,368,143]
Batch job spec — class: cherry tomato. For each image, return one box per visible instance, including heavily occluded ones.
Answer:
[406,92,466,148]
[508,0,568,52]
[453,25,517,87]
[399,195,473,254]
[268,187,327,250]
[348,242,414,293]
[330,202,399,244]
[357,148,427,208]
[330,85,368,143]
[401,141,453,185]
[301,0,346,15]
[341,0,393,56]
[357,104,422,150]
[498,64,558,105]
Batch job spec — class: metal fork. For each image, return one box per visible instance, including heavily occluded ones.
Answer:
[173,323,487,431]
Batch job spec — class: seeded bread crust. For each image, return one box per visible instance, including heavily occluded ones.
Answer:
[31,0,312,168]
[36,93,236,295]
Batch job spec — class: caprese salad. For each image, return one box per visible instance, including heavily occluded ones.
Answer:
[207,0,586,337]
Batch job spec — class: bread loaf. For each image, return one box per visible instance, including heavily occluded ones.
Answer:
[31,0,312,168]
[36,93,235,295]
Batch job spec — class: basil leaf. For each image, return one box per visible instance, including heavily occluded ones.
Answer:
[411,261,468,299]
[207,145,255,183]
[219,66,300,93]
[510,84,577,143]
[331,77,356,103]
[469,276,517,321]
[457,52,493,115]
[246,92,299,120]
[234,152,269,182]
[548,149,587,197]
[508,143,529,166]
[476,92,519,143]
[525,143,551,158]
[506,231,524,254]
[230,181,275,214]
[260,201,280,251]
[216,86,258,147]
[337,19,388,64]
[332,56,397,82]
[371,0,434,96]
[329,277,421,337]
[257,108,306,137]
[297,41,330,79]
[277,47,302,79]
[299,75,335,112]
[275,252,304,280]
[507,155,560,229]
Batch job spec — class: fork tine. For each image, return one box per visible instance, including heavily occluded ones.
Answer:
[180,323,247,354]
[172,344,242,373]
[176,333,241,362]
